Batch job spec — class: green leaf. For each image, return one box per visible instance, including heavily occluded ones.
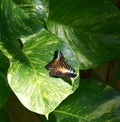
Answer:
[52,79,120,122]
[0,74,10,108]
[0,52,10,108]
[49,0,120,37]
[48,0,120,69]
[0,109,11,122]
[0,0,48,37]
[47,22,120,69]
[6,30,79,117]
[1,0,120,120]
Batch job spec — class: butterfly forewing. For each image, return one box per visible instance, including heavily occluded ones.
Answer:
[45,61,57,70]
[45,50,77,78]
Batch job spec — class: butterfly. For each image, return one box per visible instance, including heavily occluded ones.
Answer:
[45,50,77,78]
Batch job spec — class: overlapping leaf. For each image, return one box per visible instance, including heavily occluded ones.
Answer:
[7,30,79,117]
[0,52,10,108]
[52,80,120,122]
[48,0,120,69]
[0,0,120,120]
[0,0,48,37]
[0,109,11,122]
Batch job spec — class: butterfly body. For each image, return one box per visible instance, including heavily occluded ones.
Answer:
[45,50,77,78]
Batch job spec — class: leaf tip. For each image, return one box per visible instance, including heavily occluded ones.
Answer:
[45,114,49,120]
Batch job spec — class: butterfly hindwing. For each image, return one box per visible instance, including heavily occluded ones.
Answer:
[45,50,77,78]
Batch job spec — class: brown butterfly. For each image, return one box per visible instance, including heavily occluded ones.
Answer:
[45,50,77,78]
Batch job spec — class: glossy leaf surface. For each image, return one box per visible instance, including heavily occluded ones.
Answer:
[48,0,120,69]
[0,0,120,119]
[7,30,79,117]
[0,52,10,108]
[0,0,48,37]
[53,80,120,122]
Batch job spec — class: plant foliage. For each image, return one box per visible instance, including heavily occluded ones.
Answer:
[0,0,120,121]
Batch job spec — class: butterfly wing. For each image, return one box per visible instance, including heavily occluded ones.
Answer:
[49,68,63,77]
[45,50,77,78]
[45,60,58,70]
[49,66,76,78]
